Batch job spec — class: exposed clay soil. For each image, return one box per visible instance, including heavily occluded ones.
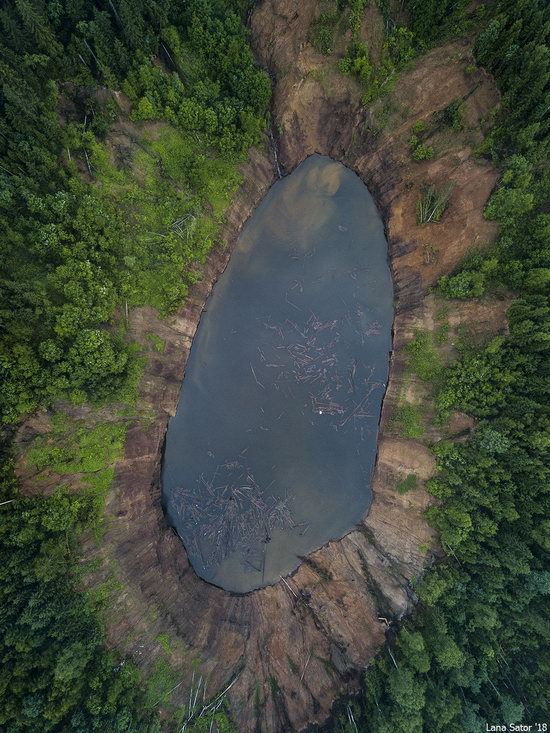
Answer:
[16,2,509,731]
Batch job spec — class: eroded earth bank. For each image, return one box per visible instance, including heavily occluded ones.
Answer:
[17,2,507,730]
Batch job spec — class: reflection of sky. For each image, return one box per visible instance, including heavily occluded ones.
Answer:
[237,158,343,256]
[162,155,394,593]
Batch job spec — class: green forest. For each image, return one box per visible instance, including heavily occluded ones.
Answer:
[1,0,549,732]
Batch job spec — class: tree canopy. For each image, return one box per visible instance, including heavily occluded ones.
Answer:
[0,0,269,424]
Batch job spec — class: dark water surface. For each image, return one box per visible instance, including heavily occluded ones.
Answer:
[162,155,393,593]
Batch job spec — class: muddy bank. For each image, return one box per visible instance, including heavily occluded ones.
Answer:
[17,2,503,731]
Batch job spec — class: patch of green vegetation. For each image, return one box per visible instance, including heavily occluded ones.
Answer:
[434,99,464,132]
[434,303,450,322]
[404,97,465,164]
[411,141,434,161]
[453,323,476,356]
[183,709,235,733]
[87,125,241,316]
[254,682,263,717]
[157,633,172,654]
[405,330,444,382]
[409,120,435,161]
[308,68,321,83]
[309,8,339,54]
[337,0,368,41]
[339,26,416,105]
[116,351,146,408]
[396,472,419,494]
[392,402,425,439]
[376,0,393,29]
[86,559,128,623]
[26,414,127,508]
[144,655,180,709]
[168,659,236,731]
[146,332,166,353]
[418,541,432,553]
[411,120,427,136]
[434,323,450,346]
[438,256,499,300]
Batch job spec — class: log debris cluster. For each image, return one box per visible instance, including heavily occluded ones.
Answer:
[173,461,295,575]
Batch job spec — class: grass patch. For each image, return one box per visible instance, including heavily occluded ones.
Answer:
[434,323,450,345]
[339,25,416,105]
[435,303,450,322]
[26,414,127,505]
[396,472,419,494]
[392,402,425,439]
[454,322,492,355]
[143,655,180,709]
[309,8,339,54]
[146,332,165,353]
[406,330,444,382]
[157,633,172,654]
[89,123,242,315]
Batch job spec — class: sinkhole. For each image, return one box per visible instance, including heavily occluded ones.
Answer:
[161,155,393,593]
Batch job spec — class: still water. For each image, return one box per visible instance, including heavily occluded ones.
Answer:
[162,155,393,593]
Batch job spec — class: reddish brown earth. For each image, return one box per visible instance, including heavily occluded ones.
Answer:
[16,2,509,731]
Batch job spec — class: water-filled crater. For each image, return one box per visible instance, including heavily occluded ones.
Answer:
[162,155,393,593]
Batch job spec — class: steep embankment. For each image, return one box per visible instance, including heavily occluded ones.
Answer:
[16,2,506,731]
